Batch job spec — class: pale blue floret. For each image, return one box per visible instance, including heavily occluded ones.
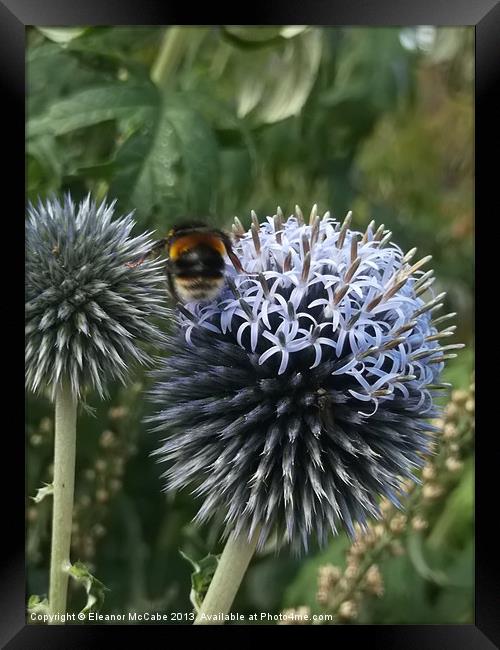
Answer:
[178,211,448,416]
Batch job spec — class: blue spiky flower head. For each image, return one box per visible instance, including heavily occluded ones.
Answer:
[149,206,462,553]
[26,194,168,400]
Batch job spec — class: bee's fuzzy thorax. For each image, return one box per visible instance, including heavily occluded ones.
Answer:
[168,233,226,262]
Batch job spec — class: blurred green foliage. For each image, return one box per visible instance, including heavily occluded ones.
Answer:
[26,26,474,624]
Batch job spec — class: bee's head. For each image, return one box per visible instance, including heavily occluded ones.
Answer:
[167,219,213,241]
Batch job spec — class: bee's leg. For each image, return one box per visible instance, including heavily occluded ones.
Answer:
[126,255,148,269]
[217,230,256,275]
[126,238,167,268]
[151,238,168,255]
[226,248,246,274]
[165,260,181,303]
[221,241,246,275]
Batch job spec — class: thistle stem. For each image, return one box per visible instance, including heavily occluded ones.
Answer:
[194,530,259,625]
[48,381,77,623]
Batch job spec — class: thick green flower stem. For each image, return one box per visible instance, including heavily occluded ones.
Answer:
[151,26,188,86]
[48,381,78,623]
[194,530,260,625]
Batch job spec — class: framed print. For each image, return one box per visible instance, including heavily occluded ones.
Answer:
[4,0,498,646]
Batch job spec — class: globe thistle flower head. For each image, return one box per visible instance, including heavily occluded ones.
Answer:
[26,194,168,399]
[149,206,462,553]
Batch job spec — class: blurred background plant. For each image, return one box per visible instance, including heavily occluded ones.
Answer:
[26,25,474,624]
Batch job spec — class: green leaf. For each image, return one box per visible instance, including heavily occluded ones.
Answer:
[222,26,308,49]
[283,533,351,608]
[180,550,220,612]
[65,26,162,60]
[368,554,432,623]
[225,27,284,42]
[27,135,63,198]
[427,541,473,622]
[427,461,474,550]
[30,483,53,504]
[280,27,309,39]
[321,29,413,113]
[164,100,219,213]
[110,94,219,220]
[109,113,179,221]
[27,42,106,119]
[68,560,109,616]
[441,347,474,389]
[233,29,322,124]
[28,134,62,174]
[407,532,449,586]
[28,82,158,138]
[37,27,89,44]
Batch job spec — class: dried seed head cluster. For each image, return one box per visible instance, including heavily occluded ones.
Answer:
[25,194,168,399]
[312,520,389,621]
[149,206,462,553]
[284,379,473,623]
[71,391,139,565]
[416,378,474,514]
[278,606,312,625]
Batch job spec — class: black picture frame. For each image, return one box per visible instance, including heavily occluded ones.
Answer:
[6,0,498,646]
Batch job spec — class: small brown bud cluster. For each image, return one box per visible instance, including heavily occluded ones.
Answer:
[279,606,312,625]
[108,406,129,420]
[364,564,384,597]
[28,416,53,449]
[389,514,407,535]
[312,523,388,624]
[316,564,341,605]
[419,377,474,515]
[278,380,474,626]
[411,515,429,532]
[338,600,358,621]
[70,395,139,563]
[404,376,475,543]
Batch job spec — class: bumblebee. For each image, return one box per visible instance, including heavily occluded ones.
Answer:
[128,221,245,303]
